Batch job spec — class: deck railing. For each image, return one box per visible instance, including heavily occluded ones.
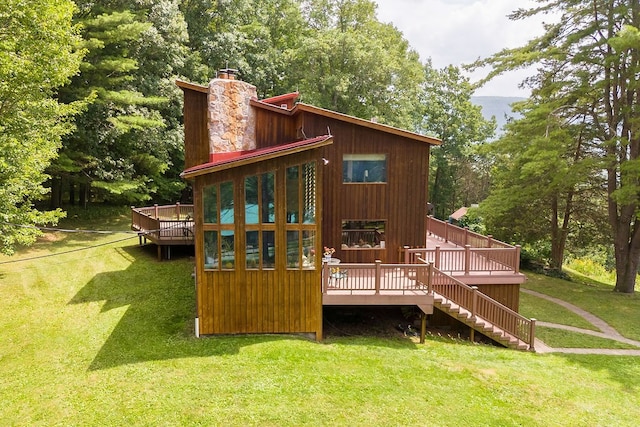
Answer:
[131,203,195,241]
[426,216,513,249]
[420,258,535,349]
[405,246,520,274]
[423,216,521,274]
[322,260,431,294]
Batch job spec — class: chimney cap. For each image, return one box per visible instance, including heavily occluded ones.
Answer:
[218,68,239,79]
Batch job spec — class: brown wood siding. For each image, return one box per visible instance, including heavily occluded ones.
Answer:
[300,112,430,264]
[475,284,520,312]
[193,151,323,337]
[182,89,210,169]
[254,108,299,149]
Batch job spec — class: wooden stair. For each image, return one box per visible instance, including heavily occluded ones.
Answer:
[433,293,530,351]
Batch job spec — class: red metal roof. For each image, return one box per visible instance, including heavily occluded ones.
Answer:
[260,92,299,109]
[181,135,333,179]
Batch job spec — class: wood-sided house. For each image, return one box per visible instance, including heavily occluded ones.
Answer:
[177,71,440,340]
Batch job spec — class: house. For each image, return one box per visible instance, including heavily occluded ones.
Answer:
[175,70,440,340]
[133,71,534,349]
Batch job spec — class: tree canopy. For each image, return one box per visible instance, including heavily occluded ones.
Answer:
[0,0,83,254]
[477,0,640,293]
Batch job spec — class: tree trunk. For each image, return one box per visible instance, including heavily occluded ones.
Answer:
[69,181,75,206]
[612,218,640,293]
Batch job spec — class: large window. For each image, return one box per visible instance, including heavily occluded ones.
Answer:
[341,220,386,249]
[203,181,235,269]
[343,154,387,183]
[245,172,276,269]
[287,162,317,269]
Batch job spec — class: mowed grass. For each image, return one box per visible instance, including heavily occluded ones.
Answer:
[1,212,639,426]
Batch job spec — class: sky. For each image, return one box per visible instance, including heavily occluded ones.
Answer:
[374,0,547,97]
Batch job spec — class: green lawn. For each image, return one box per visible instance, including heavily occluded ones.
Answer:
[1,212,639,426]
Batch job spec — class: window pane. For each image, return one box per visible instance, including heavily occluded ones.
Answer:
[343,154,387,183]
[203,185,218,223]
[246,230,259,269]
[302,230,316,269]
[245,175,258,225]
[261,172,275,223]
[204,231,218,269]
[341,220,386,248]
[221,231,235,269]
[286,230,299,268]
[262,230,275,269]
[303,162,316,224]
[220,181,234,224]
[286,166,299,223]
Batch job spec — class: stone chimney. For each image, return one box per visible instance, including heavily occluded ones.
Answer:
[208,69,257,158]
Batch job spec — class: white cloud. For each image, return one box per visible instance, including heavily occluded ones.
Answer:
[375,0,546,96]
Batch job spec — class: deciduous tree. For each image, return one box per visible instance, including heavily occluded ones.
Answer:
[0,0,83,254]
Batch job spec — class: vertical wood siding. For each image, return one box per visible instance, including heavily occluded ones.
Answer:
[182,89,210,169]
[303,113,431,264]
[194,152,323,337]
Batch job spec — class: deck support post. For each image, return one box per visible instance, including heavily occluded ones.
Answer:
[420,312,426,344]
[157,245,162,261]
[470,286,478,343]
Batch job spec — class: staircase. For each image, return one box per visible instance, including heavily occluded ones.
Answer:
[432,292,530,351]
[417,262,536,351]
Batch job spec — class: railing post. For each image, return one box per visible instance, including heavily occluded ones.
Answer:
[514,245,521,274]
[427,262,433,294]
[176,202,181,220]
[322,261,330,294]
[444,221,449,243]
[464,245,471,274]
[529,318,536,352]
[464,227,469,246]
[487,234,493,248]
[154,203,159,219]
[403,245,410,264]
[375,260,381,294]
[471,286,478,320]
[434,246,441,269]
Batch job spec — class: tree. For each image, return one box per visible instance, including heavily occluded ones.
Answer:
[478,1,640,293]
[418,61,496,219]
[292,0,424,129]
[55,1,196,206]
[479,94,604,271]
[0,0,83,254]
[181,0,305,97]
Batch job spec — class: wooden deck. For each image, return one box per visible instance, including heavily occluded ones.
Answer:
[321,261,434,314]
[131,204,194,259]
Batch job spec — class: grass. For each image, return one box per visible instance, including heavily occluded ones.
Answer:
[1,210,640,425]
[522,270,640,342]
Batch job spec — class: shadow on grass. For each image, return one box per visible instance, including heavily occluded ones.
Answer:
[69,245,418,371]
[560,354,640,393]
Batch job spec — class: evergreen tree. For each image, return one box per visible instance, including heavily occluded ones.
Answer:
[478,0,640,292]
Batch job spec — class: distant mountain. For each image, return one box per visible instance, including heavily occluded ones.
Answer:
[471,96,525,135]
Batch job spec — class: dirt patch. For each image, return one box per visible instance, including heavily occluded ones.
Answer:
[323,306,421,339]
